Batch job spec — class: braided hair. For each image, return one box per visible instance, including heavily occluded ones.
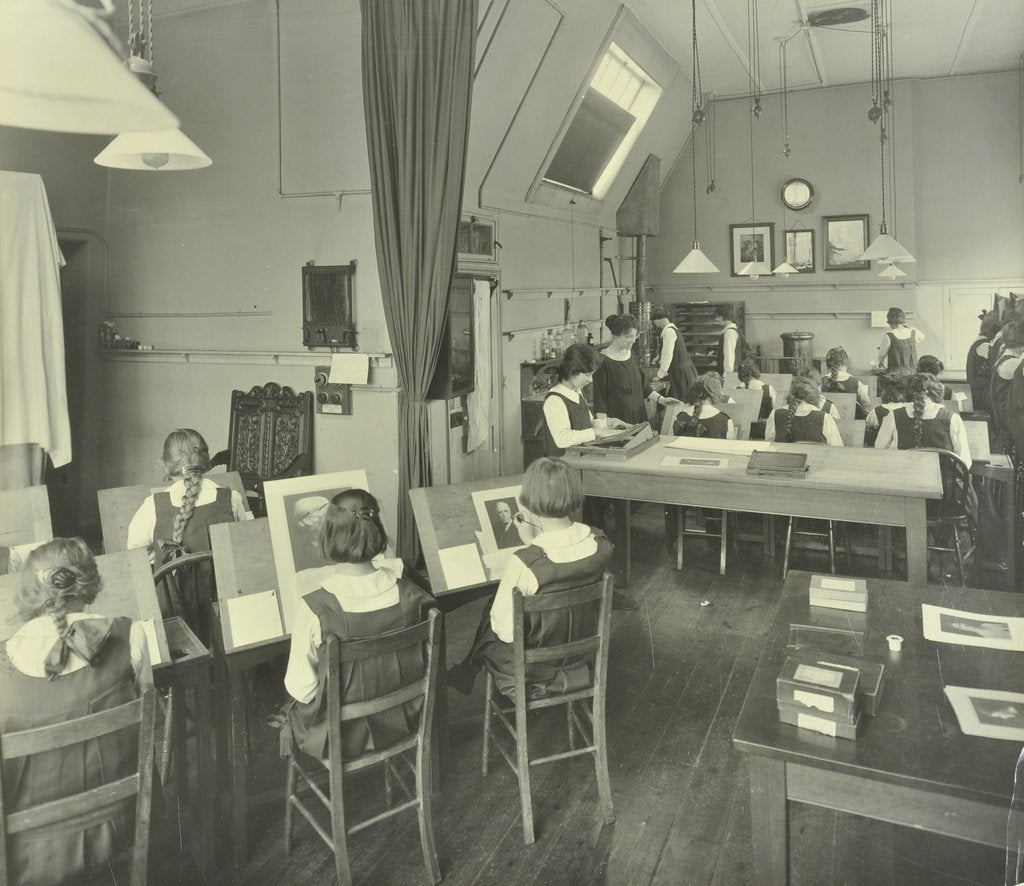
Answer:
[679,374,723,437]
[906,373,944,449]
[737,358,760,389]
[784,377,820,443]
[824,347,849,388]
[162,429,212,545]
[877,369,911,405]
[17,539,102,678]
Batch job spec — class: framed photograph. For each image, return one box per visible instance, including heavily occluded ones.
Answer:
[729,222,775,277]
[784,229,815,273]
[264,469,371,630]
[943,686,1024,741]
[822,214,870,270]
[921,603,1024,651]
[471,484,530,553]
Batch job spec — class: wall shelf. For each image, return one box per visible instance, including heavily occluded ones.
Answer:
[99,349,394,368]
[504,286,633,301]
[650,280,911,295]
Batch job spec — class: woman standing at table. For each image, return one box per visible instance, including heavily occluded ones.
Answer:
[593,313,676,428]
[878,306,925,370]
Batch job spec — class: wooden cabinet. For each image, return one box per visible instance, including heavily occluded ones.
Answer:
[670,301,746,373]
[428,275,474,400]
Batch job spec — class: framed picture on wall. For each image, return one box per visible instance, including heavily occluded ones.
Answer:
[822,214,870,270]
[728,222,775,277]
[784,230,815,273]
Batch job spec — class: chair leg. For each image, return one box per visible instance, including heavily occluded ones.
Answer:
[719,511,728,576]
[159,688,174,784]
[415,747,442,884]
[676,508,684,571]
[283,758,296,854]
[827,521,837,575]
[515,702,535,845]
[782,517,794,578]
[567,700,575,750]
[592,698,615,826]
[952,523,967,589]
[842,523,853,571]
[328,758,352,886]
[481,671,493,777]
[384,759,394,809]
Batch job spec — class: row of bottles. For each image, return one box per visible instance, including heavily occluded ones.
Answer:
[539,321,593,360]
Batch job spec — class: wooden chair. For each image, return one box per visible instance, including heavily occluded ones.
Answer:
[821,391,858,422]
[0,485,52,547]
[926,449,976,588]
[835,419,867,448]
[481,574,615,845]
[284,610,442,885]
[0,689,157,886]
[782,516,851,579]
[153,551,217,649]
[212,383,315,516]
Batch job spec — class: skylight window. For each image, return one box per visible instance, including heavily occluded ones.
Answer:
[543,42,663,200]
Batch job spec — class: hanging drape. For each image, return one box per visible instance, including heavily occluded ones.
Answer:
[361,0,476,559]
[0,171,71,483]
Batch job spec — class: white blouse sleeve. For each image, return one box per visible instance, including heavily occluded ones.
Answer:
[489,558,540,644]
[874,412,898,450]
[230,489,253,521]
[948,414,972,469]
[657,326,675,378]
[283,599,322,704]
[542,394,596,450]
[725,419,736,440]
[126,496,156,551]
[764,409,778,442]
[822,414,844,447]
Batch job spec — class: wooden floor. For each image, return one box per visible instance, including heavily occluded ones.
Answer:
[151,509,1008,885]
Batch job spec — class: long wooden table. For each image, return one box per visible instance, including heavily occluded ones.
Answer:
[571,437,943,585]
[733,571,1021,885]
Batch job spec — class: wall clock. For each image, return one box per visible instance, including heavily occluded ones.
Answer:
[781,178,814,211]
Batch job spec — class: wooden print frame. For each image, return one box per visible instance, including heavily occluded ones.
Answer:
[822,214,870,270]
[784,229,815,273]
[729,223,775,277]
[264,469,371,630]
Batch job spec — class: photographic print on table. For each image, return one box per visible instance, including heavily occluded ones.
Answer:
[471,484,530,552]
[729,222,775,277]
[822,214,870,270]
[264,469,371,630]
[943,686,1024,741]
[784,229,815,273]
[921,603,1024,651]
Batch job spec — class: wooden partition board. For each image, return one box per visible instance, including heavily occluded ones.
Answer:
[0,485,52,546]
[835,419,867,449]
[963,418,992,462]
[823,392,858,423]
[97,485,150,554]
[0,547,170,666]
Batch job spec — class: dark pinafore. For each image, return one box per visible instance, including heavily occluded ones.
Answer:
[822,374,867,419]
[865,405,893,448]
[542,391,593,456]
[893,407,956,452]
[470,531,613,699]
[966,337,991,413]
[990,354,1018,453]
[152,486,234,554]
[0,617,139,886]
[673,410,731,439]
[773,409,827,444]
[662,323,697,399]
[884,331,917,370]
[285,580,430,761]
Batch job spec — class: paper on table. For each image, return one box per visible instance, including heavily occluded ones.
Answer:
[482,547,521,579]
[818,577,856,592]
[944,686,1024,741]
[660,456,728,468]
[438,544,487,590]
[225,590,285,648]
[667,437,773,456]
[328,353,370,385]
[141,618,162,666]
[921,603,1024,651]
[953,391,967,403]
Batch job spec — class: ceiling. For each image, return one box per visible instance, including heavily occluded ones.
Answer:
[628,0,1024,98]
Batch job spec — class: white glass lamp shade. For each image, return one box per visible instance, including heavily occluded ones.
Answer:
[0,0,178,134]
[738,261,771,280]
[673,242,720,274]
[860,232,916,264]
[878,264,907,279]
[772,260,798,277]
[95,129,212,170]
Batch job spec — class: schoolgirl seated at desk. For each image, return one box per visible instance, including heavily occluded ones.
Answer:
[673,374,736,439]
[873,372,972,468]
[736,359,776,418]
[865,369,911,447]
[765,377,844,446]
[792,365,841,420]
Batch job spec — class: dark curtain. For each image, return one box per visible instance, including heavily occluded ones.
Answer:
[361,0,476,559]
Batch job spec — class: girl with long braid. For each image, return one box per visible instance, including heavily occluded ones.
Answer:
[0,538,151,885]
[821,346,871,419]
[737,358,776,418]
[127,428,250,560]
[864,369,911,447]
[792,364,841,421]
[765,376,843,446]
[672,374,735,439]
[873,373,971,467]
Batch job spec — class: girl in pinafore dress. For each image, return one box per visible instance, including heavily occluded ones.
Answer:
[821,346,871,419]
[864,369,911,447]
[673,374,736,439]
[766,377,844,446]
[281,489,432,762]
[0,538,151,886]
[878,306,925,370]
[792,365,842,421]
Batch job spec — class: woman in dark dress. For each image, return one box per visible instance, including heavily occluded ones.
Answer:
[593,313,675,426]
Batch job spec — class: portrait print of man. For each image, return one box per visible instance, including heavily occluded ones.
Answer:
[491,499,523,549]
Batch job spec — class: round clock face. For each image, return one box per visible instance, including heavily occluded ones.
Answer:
[781,178,814,211]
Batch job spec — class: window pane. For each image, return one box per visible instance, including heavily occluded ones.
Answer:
[544,88,636,193]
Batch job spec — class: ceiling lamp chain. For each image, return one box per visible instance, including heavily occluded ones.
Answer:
[674,0,720,274]
[705,92,716,193]
[772,36,798,277]
[738,0,770,280]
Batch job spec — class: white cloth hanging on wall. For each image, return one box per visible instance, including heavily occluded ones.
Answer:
[0,171,71,468]
[466,278,492,452]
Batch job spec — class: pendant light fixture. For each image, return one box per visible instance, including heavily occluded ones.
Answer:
[859,0,913,268]
[771,37,798,278]
[738,0,770,280]
[0,0,177,135]
[674,0,719,274]
[94,0,211,171]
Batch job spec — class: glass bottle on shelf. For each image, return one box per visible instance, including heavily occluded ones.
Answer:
[576,319,587,344]
[561,323,574,354]
[543,329,554,359]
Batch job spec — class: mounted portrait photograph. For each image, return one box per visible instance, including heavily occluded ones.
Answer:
[729,222,774,276]
[784,229,815,272]
[822,214,870,270]
[471,484,528,552]
[943,686,1024,741]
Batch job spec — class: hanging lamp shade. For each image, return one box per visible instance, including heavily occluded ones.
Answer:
[772,260,798,277]
[0,0,178,134]
[878,264,907,279]
[738,261,771,280]
[94,128,212,170]
[860,231,916,263]
[674,241,720,274]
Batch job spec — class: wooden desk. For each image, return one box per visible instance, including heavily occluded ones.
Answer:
[732,571,1020,886]
[573,437,943,585]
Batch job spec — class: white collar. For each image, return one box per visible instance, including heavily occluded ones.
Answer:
[528,522,593,550]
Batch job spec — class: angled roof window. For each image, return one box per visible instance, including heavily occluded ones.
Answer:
[543,42,663,200]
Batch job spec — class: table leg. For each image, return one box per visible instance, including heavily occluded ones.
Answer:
[749,756,788,886]
[622,500,632,586]
[229,668,249,867]
[433,609,448,796]
[905,499,928,585]
[1003,472,1016,590]
[194,670,216,878]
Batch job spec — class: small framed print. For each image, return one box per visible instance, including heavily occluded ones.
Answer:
[729,222,775,277]
[784,229,815,273]
[822,214,870,270]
